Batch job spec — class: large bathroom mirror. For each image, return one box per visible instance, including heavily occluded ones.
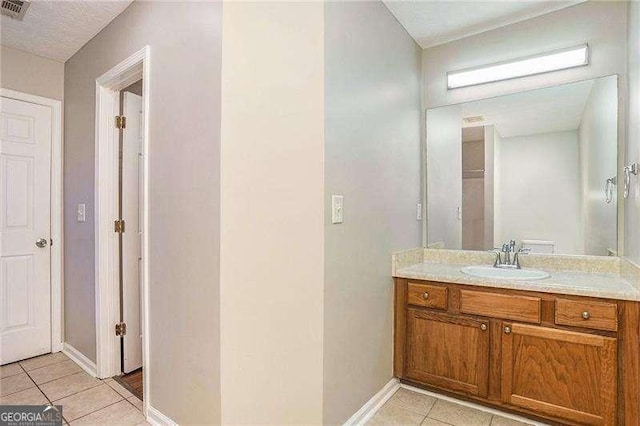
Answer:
[425,75,618,256]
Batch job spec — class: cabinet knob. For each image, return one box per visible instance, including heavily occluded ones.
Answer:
[480,323,487,331]
[422,292,429,300]
[504,326,512,334]
[582,311,590,320]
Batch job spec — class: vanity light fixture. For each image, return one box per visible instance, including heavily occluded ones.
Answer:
[447,44,589,89]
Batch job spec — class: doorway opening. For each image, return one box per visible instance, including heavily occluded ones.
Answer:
[114,79,144,400]
[94,46,150,412]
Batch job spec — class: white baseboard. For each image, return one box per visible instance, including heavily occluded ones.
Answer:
[147,406,178,426]
[344,378,400,425]
[62,343,97,377]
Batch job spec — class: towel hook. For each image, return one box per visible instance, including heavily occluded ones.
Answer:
[623,163,639,199]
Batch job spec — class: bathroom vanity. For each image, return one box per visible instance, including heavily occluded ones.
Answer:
[393,250,640,426]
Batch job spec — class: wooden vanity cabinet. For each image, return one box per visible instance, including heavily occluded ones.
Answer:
[394,279,640,426]
[501,322,617,425]
[406,309,489,397]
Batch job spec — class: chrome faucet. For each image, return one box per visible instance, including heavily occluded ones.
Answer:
[490,240,530,269]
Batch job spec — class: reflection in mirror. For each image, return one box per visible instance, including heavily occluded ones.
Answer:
[426,75,618,256]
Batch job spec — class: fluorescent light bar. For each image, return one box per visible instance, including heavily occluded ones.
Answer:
[447,44,589,89]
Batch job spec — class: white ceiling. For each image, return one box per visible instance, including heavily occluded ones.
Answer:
[382,0,586,49]
[460,79,595,138]
[1,0,133,62]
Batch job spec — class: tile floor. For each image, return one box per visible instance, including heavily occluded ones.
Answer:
[367,388,546,426]
[1,352,146,425]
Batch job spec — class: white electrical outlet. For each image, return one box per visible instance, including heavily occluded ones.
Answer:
[331,195,344,224]
[77,204,86,222]
[416,203,423,220]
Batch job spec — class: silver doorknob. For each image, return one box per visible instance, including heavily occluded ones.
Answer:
[480,323,487,331]
[504,326,512,334]
[582,311,590,320]
[35,238,48,248]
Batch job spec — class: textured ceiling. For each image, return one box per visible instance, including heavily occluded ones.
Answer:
[460,78,596,138]
[1,0,133,62]
[382,0,586,49]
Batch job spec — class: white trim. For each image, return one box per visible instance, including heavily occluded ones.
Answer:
[62,342,97,377]
[94,47,151,420]
[344,379,400,425]
[399,384,549,426]
[0,88,64,354]
[146,406,178,426]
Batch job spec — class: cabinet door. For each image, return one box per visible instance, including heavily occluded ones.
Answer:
[406,309,490,397]
[502,323,617,425]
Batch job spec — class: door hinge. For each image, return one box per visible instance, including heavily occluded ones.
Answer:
[114,219,125,233]
[115,116,127,129]
[115,322,127,336]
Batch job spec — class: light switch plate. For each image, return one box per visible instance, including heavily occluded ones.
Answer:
[77,204,86,222]
[416,203,423,220]
[331,195,344,224]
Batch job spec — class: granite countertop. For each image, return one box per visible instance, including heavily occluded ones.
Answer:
[395,261,640,301]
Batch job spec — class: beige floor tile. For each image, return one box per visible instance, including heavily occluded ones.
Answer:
[53,384,123,421]
[0,363,23,378]
[1,372,35,397]
[127,396,143,411]
[19,352,69,371]
[70,400,148,425]
[490,416,533,426]
[0,387,48,405]
[422,418,451,426]
[106,379,135,399]
[367,403,426,425]
[28,360,82,385]
[387,388,437,415]
[427,400,492,426]
[39,371,102,401]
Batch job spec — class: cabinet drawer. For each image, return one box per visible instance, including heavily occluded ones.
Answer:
[460,290,541,323]
[555,298,618,331]
[407,283,448,310]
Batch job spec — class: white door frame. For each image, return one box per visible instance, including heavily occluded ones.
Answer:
[94,46,150,409]
[0,88,64,354]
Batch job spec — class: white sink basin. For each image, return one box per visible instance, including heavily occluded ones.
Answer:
[460,265,550,281]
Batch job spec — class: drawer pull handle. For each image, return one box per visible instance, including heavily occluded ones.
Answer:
[504,326,512,334]
[480,323,487,331]
[582,311,590,320]
[422,292,429,300]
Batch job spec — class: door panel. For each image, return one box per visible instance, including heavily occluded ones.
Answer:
[1,96,52,364]
[122,91,143,373]
[406,308,490,397]
[502,323,617,425]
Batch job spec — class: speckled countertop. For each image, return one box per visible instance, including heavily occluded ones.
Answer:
[392,248,640,302]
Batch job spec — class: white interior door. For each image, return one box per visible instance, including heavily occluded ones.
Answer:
[122,91,143,373]
[0,96,52,365]
[426,105,463,249]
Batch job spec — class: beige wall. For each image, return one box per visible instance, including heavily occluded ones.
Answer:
[323,2,422,423]
[64,2,222,422]
[0,45,64,100]
[626,1,640,265]
[422,1,627,108]
[220,3,325,424]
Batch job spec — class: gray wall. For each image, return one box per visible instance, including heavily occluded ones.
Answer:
[64,2,222,422]
[0,45,64,100]
[626,0,640,265]
[323,2,422,423]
